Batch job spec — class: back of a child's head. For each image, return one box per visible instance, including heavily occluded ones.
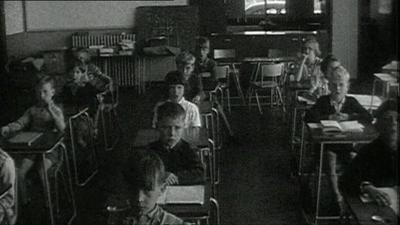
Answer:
[73,48,91,64]
[321,54,340,74]
[165,70,185,86]
[157,101,186,123]
[175,50,195,66]
[123,150,166,189]
[328,65,350,82]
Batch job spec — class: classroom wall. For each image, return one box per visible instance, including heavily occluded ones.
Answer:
[6,0,188,58]
[332,0,359,79]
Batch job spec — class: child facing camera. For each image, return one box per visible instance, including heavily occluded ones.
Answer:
[1,76,65,205]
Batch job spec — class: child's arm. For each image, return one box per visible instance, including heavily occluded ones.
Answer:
[1,108,32,137]
[47,101,66,132]
[345,97,373,123]
[192,74,206,104]
[175,146,205,184]
[295,56,307,82]
[304,96,331,122]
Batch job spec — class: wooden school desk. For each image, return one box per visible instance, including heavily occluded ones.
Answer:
[343,192,398,225]
[0,132,76,225]
[302,123,379,225]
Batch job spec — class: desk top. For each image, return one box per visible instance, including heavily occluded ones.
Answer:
[306,123,378,144]
[0,131,63,153]
[345,194,398,225]
[241,56,296,63]
[161,183,211,217]
[133,128,210,149]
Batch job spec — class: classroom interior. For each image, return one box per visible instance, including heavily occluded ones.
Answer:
[0,1,398,225]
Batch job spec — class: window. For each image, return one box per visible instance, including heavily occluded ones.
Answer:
[245,0,286,16]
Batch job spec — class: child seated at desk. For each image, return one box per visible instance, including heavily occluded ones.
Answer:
[295,37,327,97]
[0,148,16,225]
[0,76,66,206]
[149,102,205,185]
[73,48,112,92]
[340,98,398,206]
[153,71,202,129]
[194,37,217,92]
[175,50,205,105]
[305,66,373,213]
[122,150,189,225]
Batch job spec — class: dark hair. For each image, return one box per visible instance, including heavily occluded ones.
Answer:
[157,102,186,123]
[321,54,340,74]
[197,36,210,47]
[123,150,165,190]
[375,98,398,120]
[165,70,185,86]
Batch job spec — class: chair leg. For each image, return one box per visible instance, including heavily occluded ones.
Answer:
[226,89,231,114]
[210,197,220,225]
[248,87,253,111]
[255,90,263,114]
[277,87,286,112]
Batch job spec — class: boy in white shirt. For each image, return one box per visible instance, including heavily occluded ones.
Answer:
[152,70,201,129]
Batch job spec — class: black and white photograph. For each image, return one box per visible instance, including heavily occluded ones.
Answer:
[0,0,398,224]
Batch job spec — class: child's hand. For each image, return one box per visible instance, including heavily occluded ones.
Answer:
[192,96,201,105]
[363,184,391,206]
[165,173,179,185]
[329,113,349,121]
[1,126,11,138]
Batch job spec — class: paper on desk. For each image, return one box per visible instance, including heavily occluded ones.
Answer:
[157,185,204,205]
[360,187,398,215]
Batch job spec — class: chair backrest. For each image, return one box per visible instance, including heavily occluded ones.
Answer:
[261,63,284,78]
[215,65,230,79]
[213,49,236,60]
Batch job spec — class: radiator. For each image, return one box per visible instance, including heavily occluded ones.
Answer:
[71,33,143,92]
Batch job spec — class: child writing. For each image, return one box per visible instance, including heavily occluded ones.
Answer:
[1,76,66,205]
[153,70,202,129]
[121,150,189,225]
[305,66,373,214]
[149,102,205,185]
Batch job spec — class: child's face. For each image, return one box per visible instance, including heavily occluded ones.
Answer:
[198,42,210,60]
[131,177,165,215]
[177,61,195,77]
[157,116,185,148]
[303,43,316,62]
[37,82,55,104]
[377,110,398,150]
[72,67,86,83]
[328,76,349,102]
[168,84,185,102]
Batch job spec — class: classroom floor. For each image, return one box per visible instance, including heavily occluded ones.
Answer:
[15,79,373,225]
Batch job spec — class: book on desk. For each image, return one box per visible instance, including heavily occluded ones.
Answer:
[7,132,43,147]
[157,185,204,205]
[320,120,364,133]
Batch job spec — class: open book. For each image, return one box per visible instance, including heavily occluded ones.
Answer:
[157,185,204,205]
[360,186,398,216]
[8,132,43,146]
[320,120,364,133]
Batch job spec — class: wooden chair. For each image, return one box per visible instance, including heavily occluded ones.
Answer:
[248,63,286,114]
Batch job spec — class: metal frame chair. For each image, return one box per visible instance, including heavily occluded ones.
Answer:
[248,63,286,114]
[68,108,98,186]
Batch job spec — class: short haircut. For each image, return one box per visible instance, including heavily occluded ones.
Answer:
[165,70,185,86]
[157,102,186,123]
[328,65,350,82]
[123,150,166,190]
[321,54,340,74]
[36,75,55,90]
[197,36,210,47]
[304,37,321,57]
[375,98,398,120]
[175,50,195,66]
[73,48,91,63]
